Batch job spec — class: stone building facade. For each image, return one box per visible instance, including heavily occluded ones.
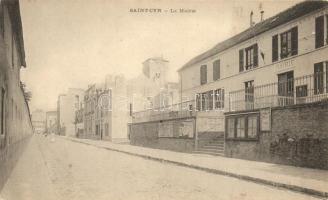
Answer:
[0,0,33,189]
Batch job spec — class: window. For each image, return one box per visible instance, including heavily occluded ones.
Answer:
[278,71,294,96]
[315,15,324,48]
[1,88,5,135]
[296,85,308,97]
[272,35,278,62]
[196,90,214,111]
[227,118,235,138]
[240,44,258,72]
[207,91,213,110]
[247,116,258,138]
[280,27,298,59]
[245,47,254,69]
[278,71,294,106]
[236,117,245,138]
[245,44,258,69]
[200,65,207,85]
[314,62,324,95]
[245,80,254,110]
[201,93,206,111]
[214,88,224,109]
[213,60,220,81]
[226,114,259,140]
[196,94,201,111]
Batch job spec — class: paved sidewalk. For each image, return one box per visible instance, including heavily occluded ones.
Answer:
[66,136,328,198]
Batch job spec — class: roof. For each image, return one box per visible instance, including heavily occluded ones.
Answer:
[178,0,328,72]
[4,0,26,67]
[143,57,169,64]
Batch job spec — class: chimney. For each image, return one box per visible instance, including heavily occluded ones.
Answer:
[250,11,254,27]
[260,10,264,21]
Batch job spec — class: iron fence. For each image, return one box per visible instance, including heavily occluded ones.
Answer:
[229,72,328,111]
[131,100,195,123]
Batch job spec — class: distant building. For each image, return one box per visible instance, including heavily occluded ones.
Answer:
[45,111,57,134]
[31,109,46,134]
[81,74,129,142]
[74,106,84,137]
[83,84,97,139]
[128,57,179,112]
[57,88,84,136]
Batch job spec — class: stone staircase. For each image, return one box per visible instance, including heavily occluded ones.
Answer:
[193,137,225,156]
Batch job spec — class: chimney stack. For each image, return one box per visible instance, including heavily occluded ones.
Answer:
[260,10,264,21]
[250,11,254,27]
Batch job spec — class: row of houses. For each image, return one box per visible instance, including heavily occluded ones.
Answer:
[129,1,328,170]
[53,57,179,142]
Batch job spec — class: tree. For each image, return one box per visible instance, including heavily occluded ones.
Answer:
[20,81,32,102]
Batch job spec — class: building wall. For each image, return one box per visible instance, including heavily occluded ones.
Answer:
[225,102,328,169]
[129,118,195,152]
[0,0,33,190]
[179,7,328,109]
[58,89,84,136]
[104,74,129,141]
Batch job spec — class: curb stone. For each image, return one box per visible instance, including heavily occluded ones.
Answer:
[66,138,328,199]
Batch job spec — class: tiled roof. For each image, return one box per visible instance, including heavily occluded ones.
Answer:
[178,0,328,72]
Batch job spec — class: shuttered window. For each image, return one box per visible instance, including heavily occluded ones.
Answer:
[239,49,244,72]
[200,65,207,85]
[245,44,258,70]
[272,35,278,62]
[213,60,220,81]
[315,16,324,48]
[280,26,298,59]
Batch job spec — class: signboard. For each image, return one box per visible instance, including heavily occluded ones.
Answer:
[260,108,271,131]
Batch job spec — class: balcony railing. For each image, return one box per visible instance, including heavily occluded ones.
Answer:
[131,100,196,123]
[229,72,328,112]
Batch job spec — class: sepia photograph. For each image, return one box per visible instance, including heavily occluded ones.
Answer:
[0,0,328,199]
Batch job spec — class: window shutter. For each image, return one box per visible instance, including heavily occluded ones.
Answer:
[239,49,244,72]
[315,16,324,48]
[200,65,207,85]
[272,35,278,62]
[291,26,298,56]
[213,60,220,81]
[253,44,258,67]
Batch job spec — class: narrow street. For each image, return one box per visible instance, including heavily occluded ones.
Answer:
[0,135,321,200]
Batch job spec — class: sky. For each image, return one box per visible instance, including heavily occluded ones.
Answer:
[19,0,302,111]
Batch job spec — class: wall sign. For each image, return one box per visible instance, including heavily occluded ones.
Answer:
[260,108,271,131]
[275,59,295,72]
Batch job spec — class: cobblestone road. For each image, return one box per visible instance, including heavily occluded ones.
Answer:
[0,135,322,200]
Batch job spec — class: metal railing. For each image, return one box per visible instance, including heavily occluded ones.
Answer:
[131,100,196,123]
[229,72,328,112]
